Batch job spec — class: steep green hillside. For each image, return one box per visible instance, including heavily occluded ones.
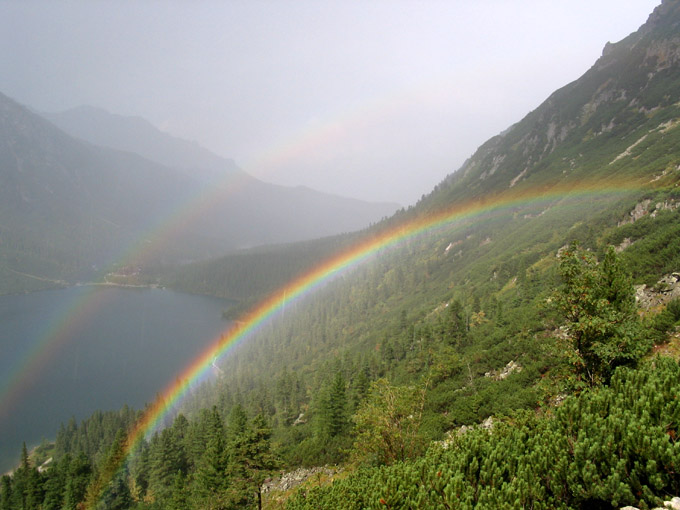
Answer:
[2,2,680,509]
[162,0,680,469]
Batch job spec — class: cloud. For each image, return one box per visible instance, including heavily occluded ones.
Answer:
[0,0,660,204]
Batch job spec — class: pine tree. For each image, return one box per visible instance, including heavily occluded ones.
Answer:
[11,442,42,510]
[84,428,130,510]
[41,455,70,510]
[193,406,230,509]
[327,372,348,438]
[168,470,189,510]
[226,404,248,439]
[555,243,650,385]
[146,414,189,503]
[350,365,370,412]
[227,414,281,510]
[315,372,348,441]
[63,452,91,510]
[352,378,426,465]
[445,299,467,345]
[129,441,149,502]
[0,476,12,510]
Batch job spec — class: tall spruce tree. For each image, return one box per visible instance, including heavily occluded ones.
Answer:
[11,443,42,510]
[227,414,281,510]
[193,406,230,509]
[0,476,12,510]
[87,429,131,510]
[63,452,91,510]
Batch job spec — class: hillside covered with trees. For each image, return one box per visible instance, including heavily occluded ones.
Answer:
[3,1,680,509]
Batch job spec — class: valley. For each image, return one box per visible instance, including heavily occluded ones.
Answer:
[1,1,680,509]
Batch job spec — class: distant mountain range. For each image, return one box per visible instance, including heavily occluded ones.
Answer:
[42,105,241,183]
[0,95,398,294]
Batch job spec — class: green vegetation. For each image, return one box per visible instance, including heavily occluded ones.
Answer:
[555,243,648,386]
[1,407,280,510]
[287,358,680,510]
[4,3,680,508]
[5,206,680,509]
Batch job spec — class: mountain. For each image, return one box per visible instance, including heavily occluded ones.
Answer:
[167,0,680,306]
[161,0,680,480]
[0,92,197,292]
[42,105,240,183]
[4,2,680,509]
[0,94,398,294]
[428,0,680,205]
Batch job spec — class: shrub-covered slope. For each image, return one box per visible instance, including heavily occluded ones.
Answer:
[3,2,680,509]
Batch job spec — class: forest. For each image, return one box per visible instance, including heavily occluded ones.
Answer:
[3,2,680,508]
[3,195,680,509]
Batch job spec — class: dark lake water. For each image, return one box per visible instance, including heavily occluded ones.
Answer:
[0,285,232,473]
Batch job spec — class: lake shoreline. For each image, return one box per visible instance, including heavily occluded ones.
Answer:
[0,285,233,473]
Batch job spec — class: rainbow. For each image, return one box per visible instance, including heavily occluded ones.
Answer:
[85,178,647,506]
[0,172,253,419]
[0,73,490,418]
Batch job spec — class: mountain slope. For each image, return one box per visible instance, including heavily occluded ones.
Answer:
[0,92,199,290]
[165,0,680,462]
[43,105,399,236]
[42,105,241,183]
[3,2,680,509]
[429,0,680,207]
[168,0,680,310]
[0,94,398,294]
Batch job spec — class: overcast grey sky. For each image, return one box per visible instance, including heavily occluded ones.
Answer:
[0,1,660,205]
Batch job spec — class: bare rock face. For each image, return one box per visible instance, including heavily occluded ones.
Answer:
[436,416,496,449]
[635,273,680,310]
[619,199,680,226]
[261,466,340,494]
[615,237,633,253]
[619,199,653,225]
[620,495,680,510]
[485,360,522,381]
[292,413,306,426]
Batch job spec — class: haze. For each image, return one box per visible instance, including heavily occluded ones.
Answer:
[0,0,659,205]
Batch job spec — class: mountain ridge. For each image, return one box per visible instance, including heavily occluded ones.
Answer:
[42,105,242,183]
[432,0,680,205]
[0,92,399,294]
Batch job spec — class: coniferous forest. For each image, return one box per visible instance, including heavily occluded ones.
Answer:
[3,1,680,509]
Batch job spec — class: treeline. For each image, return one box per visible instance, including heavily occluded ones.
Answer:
[160,234,358,305]
[1,405,279,510]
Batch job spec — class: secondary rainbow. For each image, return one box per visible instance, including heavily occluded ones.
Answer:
[0,286,116,422]
[0,74,483,419]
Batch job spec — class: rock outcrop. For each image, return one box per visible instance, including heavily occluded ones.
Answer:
[621,495,680,510]
[485,360,522,381]
[261,466,340,494]
[635,273,680,310]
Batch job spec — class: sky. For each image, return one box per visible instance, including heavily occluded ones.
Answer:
[0,0,661,206]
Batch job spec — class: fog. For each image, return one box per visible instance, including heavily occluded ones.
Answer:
[0,0,659,205]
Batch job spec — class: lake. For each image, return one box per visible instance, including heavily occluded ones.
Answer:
[0,285,232,473]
